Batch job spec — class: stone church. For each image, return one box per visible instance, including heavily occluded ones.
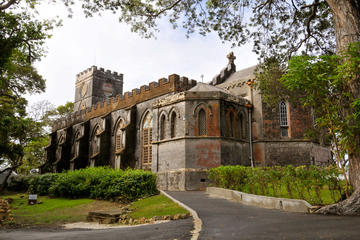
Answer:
[42,53,331,190]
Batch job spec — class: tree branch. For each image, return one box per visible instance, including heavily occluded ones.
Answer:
[145,0,182,18]
[0,0,17,10]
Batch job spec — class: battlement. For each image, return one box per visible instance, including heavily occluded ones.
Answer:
[53,74,196,131]
[76,66,123,83]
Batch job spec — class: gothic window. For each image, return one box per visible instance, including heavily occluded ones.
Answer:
[115,120,124,151]
[198,109,207,136]
[279,101,289,137]
[160,115,166,140]
[170,111,176,138]
[142,112,153,169]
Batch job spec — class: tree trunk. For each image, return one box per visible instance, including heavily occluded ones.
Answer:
[317,187,360,215]
[326,0,360,189]
[316,1,360,215]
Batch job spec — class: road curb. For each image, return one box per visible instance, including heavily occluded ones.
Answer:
[207,187,312,213]
[160,190,202,240]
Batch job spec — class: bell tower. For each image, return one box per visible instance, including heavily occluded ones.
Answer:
[74,66,123,111]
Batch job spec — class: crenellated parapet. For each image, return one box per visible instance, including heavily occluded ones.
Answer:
[53,74,197,131]
[76,66,123,83]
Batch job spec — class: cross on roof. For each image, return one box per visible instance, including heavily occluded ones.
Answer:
[227,52,236,64]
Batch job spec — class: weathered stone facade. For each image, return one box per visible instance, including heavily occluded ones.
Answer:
[43,54,331,190]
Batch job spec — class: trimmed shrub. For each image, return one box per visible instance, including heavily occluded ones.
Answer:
[28,167,158,202]
[7,175,34,192]
[28,173,59,195]
[208,165,347,205]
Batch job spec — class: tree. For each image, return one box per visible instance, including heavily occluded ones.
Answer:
[0,1,57,189]
[17,101,73,175]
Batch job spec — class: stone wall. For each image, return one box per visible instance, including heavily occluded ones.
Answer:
[262,101,313,140]
[263,141,331,166]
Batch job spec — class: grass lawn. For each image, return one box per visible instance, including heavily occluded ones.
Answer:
[2,193,189,226]
[2,193,123,226]
[129,194,189,219]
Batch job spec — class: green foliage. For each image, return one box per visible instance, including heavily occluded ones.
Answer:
[0,1,58,171]
[208,165,348,205]
[281,43,360,174]
[28,167,158,201]
[7,175,34,192]
[28,173,59,196]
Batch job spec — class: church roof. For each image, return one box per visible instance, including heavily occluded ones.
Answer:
[220,65,257,85]
[188,82,230,94]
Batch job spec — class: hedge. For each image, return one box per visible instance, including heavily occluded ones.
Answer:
[208,165,348,205]
[28,167,158,201]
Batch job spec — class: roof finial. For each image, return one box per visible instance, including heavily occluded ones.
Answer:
[227,52,236,64]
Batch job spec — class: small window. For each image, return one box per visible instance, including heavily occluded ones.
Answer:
[160,115,166,140]
[198,109,207,136]
[279,101,289,137]
[170,112,176,138]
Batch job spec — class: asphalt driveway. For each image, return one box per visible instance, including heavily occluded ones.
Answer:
[0,218,192,240]
[167,191,360,240]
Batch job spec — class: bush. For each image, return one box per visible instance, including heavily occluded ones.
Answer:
[29,173,59,195]
[7,175,34,192]
[28,167,158,201]
[208,165,347,205]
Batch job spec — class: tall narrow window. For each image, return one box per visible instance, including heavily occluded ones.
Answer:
[198,109,207,136]
[142,112,153,169]
[279,101,288,137]
[170,112,176,138]
[160,115,166,140]
[115,120,123,151]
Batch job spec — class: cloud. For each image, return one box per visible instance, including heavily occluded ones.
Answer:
[29,2,258,107]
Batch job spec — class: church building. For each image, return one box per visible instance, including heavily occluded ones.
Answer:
[42,53,331,190]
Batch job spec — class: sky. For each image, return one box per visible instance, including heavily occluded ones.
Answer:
[28,2,258,107]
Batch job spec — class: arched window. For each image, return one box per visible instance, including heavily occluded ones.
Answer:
[198,109,207,136]
[160,115,166,140]
[142,112,153,169]
[279,101,288,137]
[115,120,123,151]
[170,111,176,138]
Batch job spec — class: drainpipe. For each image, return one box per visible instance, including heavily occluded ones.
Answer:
[246,79,255,167]
[248,108,254,167]
[156,107,159,172]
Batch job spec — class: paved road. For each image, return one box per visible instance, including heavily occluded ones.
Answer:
[0,218,193,240]
[167,191,360,240]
